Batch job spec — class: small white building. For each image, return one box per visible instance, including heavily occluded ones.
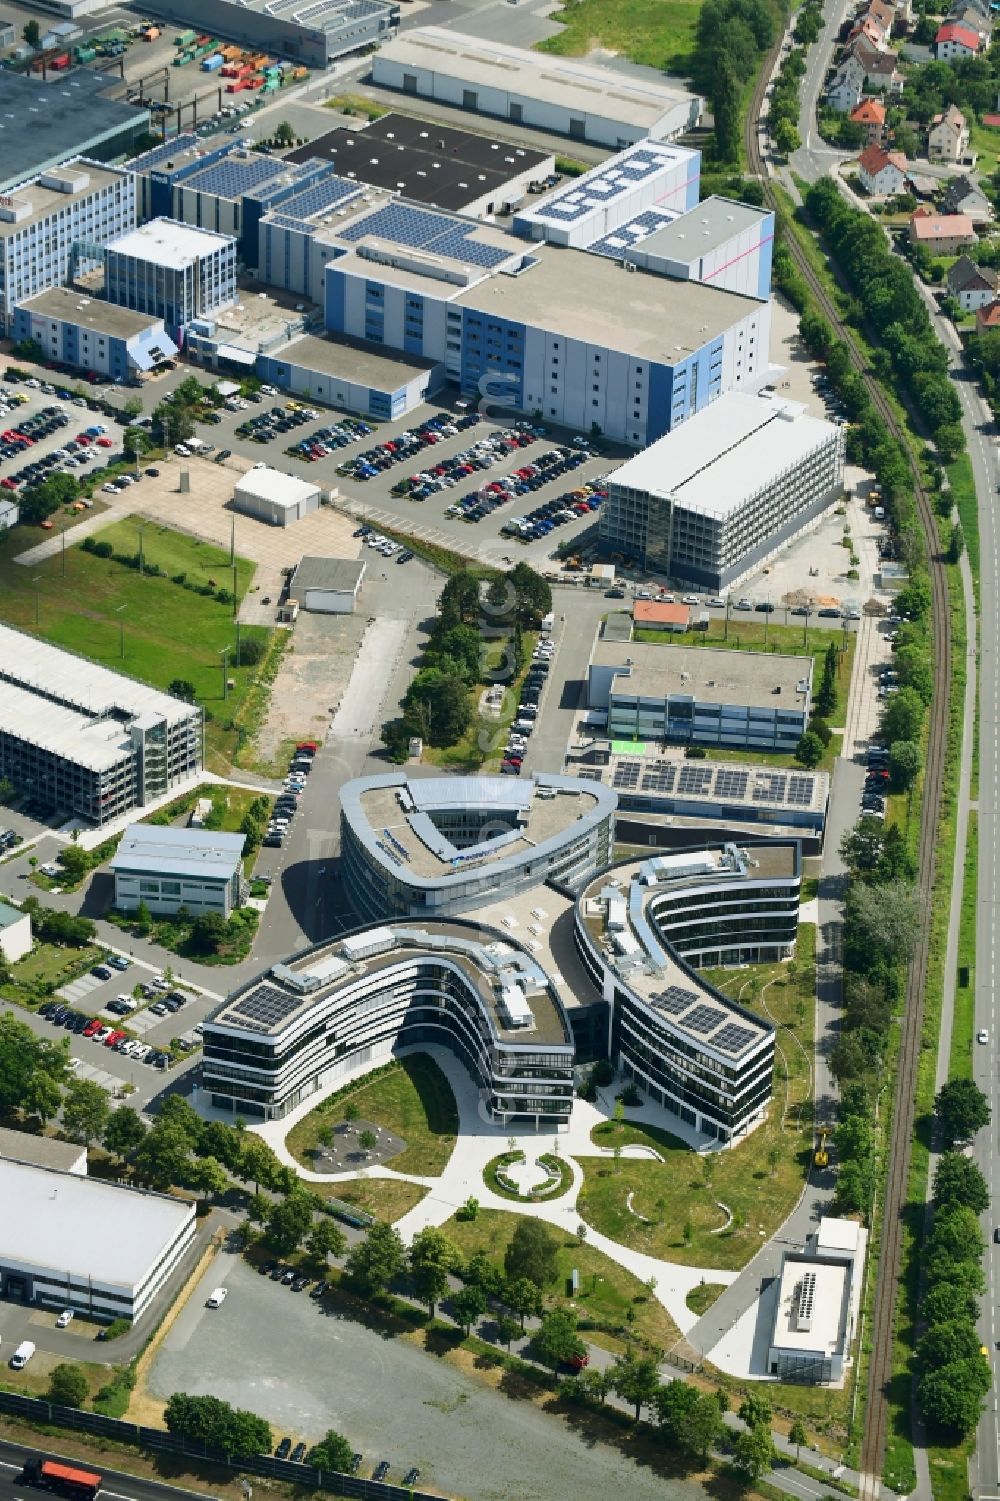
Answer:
[858,145,909,196]
[946,254,998,310]
[767,1216,868,1384]
[0,497,17,530]
[110,823,246,919]
[291,555,367,614]
[233,468,321,528]
[0,1157,196,1324]
[0,898,30,964]
[0,1126,86,1176]
[928,103,970,162]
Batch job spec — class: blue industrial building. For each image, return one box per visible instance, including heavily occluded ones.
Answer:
[12,288,178,381]
[104,219,237,343]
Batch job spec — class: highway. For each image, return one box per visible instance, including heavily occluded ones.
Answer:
[0,1439,217,1501]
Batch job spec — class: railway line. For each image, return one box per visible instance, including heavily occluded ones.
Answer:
[744,47,953,1500]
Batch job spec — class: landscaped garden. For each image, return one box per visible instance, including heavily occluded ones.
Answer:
[485,1148,573,1201]
[286,1055,459,1178]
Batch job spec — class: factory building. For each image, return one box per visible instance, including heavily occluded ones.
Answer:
[598,392,844,587]
[257,333,443,421]
[0,160,135,336]
[0,71,149,193]
[587,640,813,752]
[768,1218,868,1383]
[104,219,237,341]
[144,0,398,67]
[290,555,366,613]
[623,196,775,300]
[372,27,701,148]
[512,140,699,251]
[12,288,178,380]
[0,625,202,828]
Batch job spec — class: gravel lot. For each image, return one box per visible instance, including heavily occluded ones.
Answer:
[150,1257,706,1501]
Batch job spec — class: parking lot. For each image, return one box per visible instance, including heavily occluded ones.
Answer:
[150,1254,713,1501]
[0,379,125,508]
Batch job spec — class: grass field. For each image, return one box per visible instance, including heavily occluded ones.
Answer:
[426,633,538,771]
[0,942,105,1009]
[312,1176,428,1223]
[578,929,815,1271]
[286,1054,459,1177]
[0,522,268,770]
[443,1208,680,1353]
[536,0,700,77]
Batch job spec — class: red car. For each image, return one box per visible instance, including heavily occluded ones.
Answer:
[82,1018,102,1038]
[96,437,113,448]
[0,477,17,491]
[104,1029,126,1047]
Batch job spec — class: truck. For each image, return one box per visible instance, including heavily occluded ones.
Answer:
[74,45,96,61]
[143,25,160,39]
[23,1460,101,1501]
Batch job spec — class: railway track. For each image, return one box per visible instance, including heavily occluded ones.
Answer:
[744,48,952,1500]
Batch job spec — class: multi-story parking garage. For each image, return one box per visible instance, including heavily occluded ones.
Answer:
[339,771,617,922]
[201,920,576,1124]
[574,844,797,1140]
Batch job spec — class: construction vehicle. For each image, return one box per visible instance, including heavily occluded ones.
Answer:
[814,1128,829,1169]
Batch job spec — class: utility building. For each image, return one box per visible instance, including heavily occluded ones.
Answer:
[233,468,321,526]
[111,824,246,919]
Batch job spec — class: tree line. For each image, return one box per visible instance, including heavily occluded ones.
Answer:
[691,0,787,161]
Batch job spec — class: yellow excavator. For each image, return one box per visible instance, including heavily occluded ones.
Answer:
[814,1128,830,1169]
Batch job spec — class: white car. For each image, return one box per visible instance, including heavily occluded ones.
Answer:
[683,595,700,605]
[174,444,191,457]
[117,994,138,1011]
[978,1029,989,1044]
[206,1287,228,1309]
[55,1310,74,1328]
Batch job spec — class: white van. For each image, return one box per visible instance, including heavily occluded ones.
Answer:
[11,1340,35,1369]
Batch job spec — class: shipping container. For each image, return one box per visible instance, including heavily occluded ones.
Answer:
[174,29,196,44]
[291,66,308,79]
[202,52,223,70]
[195,33,211,44]
[173,49,192,64]
[220,44,242,59]
[225,78,247,91]
[74,44,96,60]
[143,26,160,40]
[49,52,70,68]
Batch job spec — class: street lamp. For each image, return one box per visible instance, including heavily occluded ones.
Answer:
[137,520,147,575]
[220,646,229,701]
[32,575,41,626]
[115,603,126,660]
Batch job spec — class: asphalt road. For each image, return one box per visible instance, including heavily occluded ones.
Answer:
[0,1438,220,1501]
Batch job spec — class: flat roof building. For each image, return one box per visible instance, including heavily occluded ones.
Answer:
[372,27,701,148]
[0,159,136,336]
[286,113,554,219]
[599,392,845,588]
[0,71,149,193]
[13,288,178,382]
[145,0,398,68]
[258,332,443,423]
[768,1217,868,1383]
[0,1125,85,1175]
[291,555,366,614]
[624,195,775,300]
[110,823,246,920]
[0,624,202,827]
[104,218,237,342]
[0,1157,196,1324]
[340,770,616,922]
[233,467,322,527]
[0,898,31,965]
[588,638,813,752]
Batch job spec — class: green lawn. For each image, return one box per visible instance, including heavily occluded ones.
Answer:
[0,942,105,1009]
[0,522,269,771]
[579,929,815,1272]
[425,633,539,771]
[310,1176,428,1223]
[286,1054,459,1177]
[536,0,700,76]
[444,1208,680,1354]
[685,1282,726,1316]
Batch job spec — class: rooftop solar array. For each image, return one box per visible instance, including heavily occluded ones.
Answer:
[676,763,714,796]
[589,206,677,259]
[266,212,316,234]
[529,147,674,226]
[612,763,641,790]
[185,153,292,198]
[713,1022,757,1055]
[227,981,302,1030]
[644,981,763,1053]
[640,765,675,793]
[601,758,827,816]
[339,200,512,267]
[281,173,363,222]
[650,983,699,1015]
[127,135,199,174]
[684,1002,726,1035]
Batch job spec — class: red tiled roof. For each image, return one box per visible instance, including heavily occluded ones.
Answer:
[910,212,976,240]
[936,20,981,47]
[851,99,887,123]
[976,300,1000,328]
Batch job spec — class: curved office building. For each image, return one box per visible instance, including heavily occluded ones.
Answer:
[202,919,575,1125]
[340,770,616,921]
[574,843,799,1141]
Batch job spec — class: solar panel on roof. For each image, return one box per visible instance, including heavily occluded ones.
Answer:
[128,135,199,173]
[714,768,749,799]
[188,154,289,197]
[754,771,788,803]
[281,174,361,220]
[676,764,714,795]
[683,1003,725,1035]
[786,776,815,806]
[713,1022,757,1055]
[640,766,675,792]
[228,982,302,1029]
[589,207,676,259]
[651,983,699,1015]
[531,146,676,225]
[612,764,640,789]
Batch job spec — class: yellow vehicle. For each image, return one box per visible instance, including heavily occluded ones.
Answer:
[286,399,304,411]
[814,1128,829,1169]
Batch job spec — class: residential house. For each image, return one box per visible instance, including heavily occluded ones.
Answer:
[867,0,897,33]
[941,173,992,223]
[975,300,1000,332]
[850,40,905,95]
[858,144,909,195]
[946,255,999,310]
[950,5,991,35]
[928,103,969,162]
[851,98,887,144]
[935,20,983,58]
[848,14,888,47]
[827,57,865,112]
[908,211,977,254]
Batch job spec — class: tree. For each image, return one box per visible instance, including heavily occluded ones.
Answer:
[774,118,800,155]
[134,899,152,934]
[918,1359,991,1436]
[22,18,40,47]
[848,878,923,970]
[654,1379,699,1445]
[789,1419,807,1460]
[307,1218,347,1265]
[409,1225,457,1316]
[0,1011,69,1117]
[504,1218,558,1289]
[577,1365,613,1406]
[401,664,472,748]
[733,1423,775,1481]
[926,1206,985,1265]
[190,1155,229,1202]
[61,1077,110,1146]
[504,1275,542,1329]
[916,1319,984,1375]
[57,845,90,884]
[359,1128,377,1155]
[880,686,925,746]
[450,1284,487,1335]
[135,1122,193,1190]
[306,1430,354,1474]
[509,561,552,623]
[814,642,839,718]
[190,911,227,954]
[712,52,742,160]
[103,1105,147,1162]
[273,120,296,148]
[532,1307,586,1368]
[935,1077,991,1146]
[612,1349,661,1421]
[933,1152,990,1214]
[237,636,266,667]
[164,1392,271,1459]
[343,1101,360,1123]
[23,1069,62,1126]
[840,816,890,877]
[922,1281,980,1327]
[169,679,197,703]
[889,739,921,791]
[795,730,824,768]
[238,1135,283,1194]
[264,1191,313,1255]
[48,1363,89,1407]
[496,1313,522,1350]
[346,1221,406,1296]
[739,1392,773,1431]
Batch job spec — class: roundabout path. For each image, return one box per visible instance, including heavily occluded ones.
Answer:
[253,1046,738,1336]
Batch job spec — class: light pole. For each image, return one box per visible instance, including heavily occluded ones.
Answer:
[232,559,238,619]
[220,646,229,701]
[115,603,126,660]
[137,520,147,576]
[32,575,41,626]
